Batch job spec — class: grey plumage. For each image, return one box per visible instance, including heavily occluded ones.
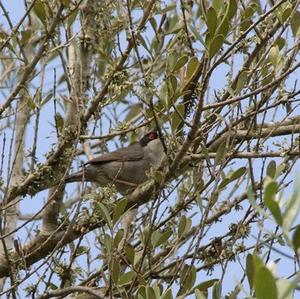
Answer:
[65,132,164,194]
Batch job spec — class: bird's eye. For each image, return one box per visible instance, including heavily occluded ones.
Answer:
[149,132,157,140]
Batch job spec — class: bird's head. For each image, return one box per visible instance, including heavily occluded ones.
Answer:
[139,131,160,147]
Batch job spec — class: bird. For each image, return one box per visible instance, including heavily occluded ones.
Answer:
[65,131,164,194]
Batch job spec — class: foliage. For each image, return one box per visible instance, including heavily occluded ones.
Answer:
[0,0,300,298]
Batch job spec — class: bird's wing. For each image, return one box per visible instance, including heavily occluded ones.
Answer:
[85,143,144,165]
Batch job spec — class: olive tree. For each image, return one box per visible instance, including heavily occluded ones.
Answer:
[0,0,300,298]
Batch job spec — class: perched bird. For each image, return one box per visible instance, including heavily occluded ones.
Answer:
[65,131,164,194]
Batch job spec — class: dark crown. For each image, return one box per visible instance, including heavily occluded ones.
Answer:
[139,131,158,146]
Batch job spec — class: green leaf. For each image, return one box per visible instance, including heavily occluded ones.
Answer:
[254,266,278,299]
[195,279,219,291]
[152,36,164,53]
[219,178,230,189]
[112,198,127,225]
[161,75,177,109]
[246,254,254,290]
[269,46,280,68]
[33,0,47,24]
[206,7,218,36]
[214,0,235,38]
[161,288,173,299]
[141,228,150,246]
[230,167,247,181]
[244,5,256,18]
[67,10,77,28]
[291,11,300,37]
[274,162,285,179]
[97,202,112,228]
[282,7,292,23]
[137,286,146,298]
[216,16,229,38]
[178,216,192,239]
[146,286,156,299]
[227,0,237,20]
[195,289,206,299]
[275,37,286,50]
[161,81,169,108]
[212,281,222,299]
[104,234,112,253]
[185,57,200,82]
[118,271,136,286]
[215,140,226,164]
[169,75,177,97]
[20,30,31,46]
[236,70,248,94]
[151,229,172,248]
[149,17,157,32]
[264,180,277,199]
[210,190,219,207]
[240,19,251,32]
[247,185,255,200]
[275,5,284,23]
[200,0,207,18]
[161,4,177,14]
[151,230,161,248]
[263,181,282,225]
[113,229,124,248]
[172,55,189,71]
[178,265,196,295]
[170,104,185,132]
[292,225,300,250]
[208,34,224,58]
[205,32,212,49]
[125,244,135,265]
[252,254,264,269]
[265,197,282,226]
[166,16,183,34]
[111,260,120,283]
[261,67,273,86]
[167,52,178,69]
[212,0,224,14]
[33,88,42,104]
[267,160,276,178]
[153,284,163,298]
[178,215,187,239]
